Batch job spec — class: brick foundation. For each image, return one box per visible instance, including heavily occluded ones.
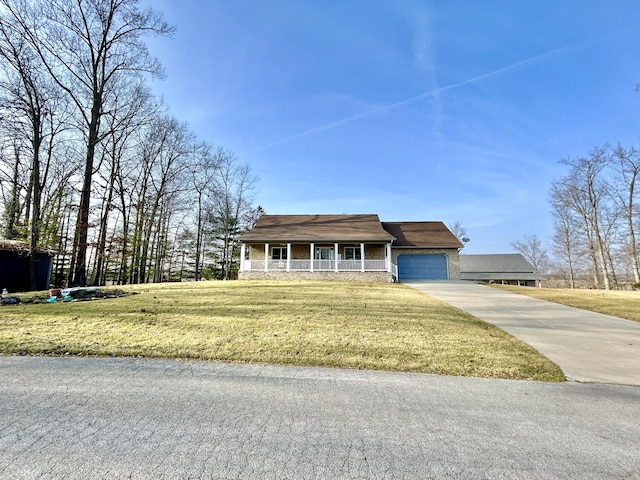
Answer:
[238,271,394,282]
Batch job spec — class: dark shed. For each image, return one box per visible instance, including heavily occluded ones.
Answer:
[0,240,53,292]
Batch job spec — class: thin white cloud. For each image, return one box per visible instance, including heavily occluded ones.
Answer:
[240,43,577,157]
[409,4,442,140]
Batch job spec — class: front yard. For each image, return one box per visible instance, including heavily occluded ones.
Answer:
[0,280,564,381]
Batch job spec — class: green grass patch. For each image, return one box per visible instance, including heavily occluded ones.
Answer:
[492,285,640,323]
[0,280,564,381]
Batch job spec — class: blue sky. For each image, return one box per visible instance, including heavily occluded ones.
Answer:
[144,1,640,254]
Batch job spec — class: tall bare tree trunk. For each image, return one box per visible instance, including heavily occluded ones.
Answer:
[68,98,100,285]
[28,117,42,290]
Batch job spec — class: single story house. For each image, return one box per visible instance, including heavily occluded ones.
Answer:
[459,254,543,286]
[238,214,463,282]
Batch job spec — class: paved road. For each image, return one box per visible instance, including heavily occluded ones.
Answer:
[1,357,639,479]
[406,281,640,386]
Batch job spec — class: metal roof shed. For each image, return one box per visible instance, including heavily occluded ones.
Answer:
[459,254,543,286]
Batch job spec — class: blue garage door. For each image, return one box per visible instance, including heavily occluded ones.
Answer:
[397,254,448,280]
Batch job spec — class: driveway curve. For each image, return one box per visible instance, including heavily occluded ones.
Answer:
[405,281,640,386]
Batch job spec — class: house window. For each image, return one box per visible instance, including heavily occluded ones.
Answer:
[272,247,288,260]
[315,247,334,260]
[344,247,361,260]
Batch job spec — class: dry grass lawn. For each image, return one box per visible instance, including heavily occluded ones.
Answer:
[0,280,564,381]
[492,285,640,323]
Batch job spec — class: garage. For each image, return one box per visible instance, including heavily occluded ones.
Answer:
[397,254,448,280]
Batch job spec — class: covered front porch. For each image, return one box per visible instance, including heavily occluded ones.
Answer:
[240,242,393,273]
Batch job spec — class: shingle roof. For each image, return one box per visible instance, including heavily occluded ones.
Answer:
[381,222,463,248]
[240,214,396,242]
[459,254,544,280]
[459,254,537,273]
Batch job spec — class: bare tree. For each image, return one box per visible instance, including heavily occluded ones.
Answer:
[188,142,221,281]
[0,142,24,239]
[209,151,257,280]
[511,234,550,275]
[0,8,70,289]
[549,184,581,288]
[90,83,157,285]
[0,0,174,285]
[555,148,613,289]
[128,115,192,284]
[0,1,268,287]
[448,221,470,248]
[611,144,640,283]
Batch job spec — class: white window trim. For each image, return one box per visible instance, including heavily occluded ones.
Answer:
[315,247,335,260]
[271,246,288,260]
[344,246,362,261]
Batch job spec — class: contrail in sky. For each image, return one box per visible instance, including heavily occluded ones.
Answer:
[239,43,576,156]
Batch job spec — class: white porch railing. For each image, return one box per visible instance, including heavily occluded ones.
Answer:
[338,260,387,271]
[243,259,388,272]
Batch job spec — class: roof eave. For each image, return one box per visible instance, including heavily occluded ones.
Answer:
[241,237,395,243]
[392,245,462,249]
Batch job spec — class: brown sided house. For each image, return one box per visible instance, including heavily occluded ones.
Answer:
[238,214,462,282]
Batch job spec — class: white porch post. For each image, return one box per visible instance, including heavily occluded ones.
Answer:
[310,243,314,272]
[360,243,365,272]
[240,243,246,271]
[286,243,291,272]
[386,243,392,272]
[264,243,269,272]
[334,243,339,272]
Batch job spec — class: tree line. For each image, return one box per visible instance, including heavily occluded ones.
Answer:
[0,0,260,289]
[548,144,640,290]
[511,144,640,290]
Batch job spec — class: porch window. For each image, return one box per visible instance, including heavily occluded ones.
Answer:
[344,247,361,260]
[315,247,334,260]
[272,247,288,260]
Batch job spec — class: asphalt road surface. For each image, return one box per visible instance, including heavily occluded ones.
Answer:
[1,357,639,479]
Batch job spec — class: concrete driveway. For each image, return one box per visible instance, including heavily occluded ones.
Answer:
[405,281,640,386]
